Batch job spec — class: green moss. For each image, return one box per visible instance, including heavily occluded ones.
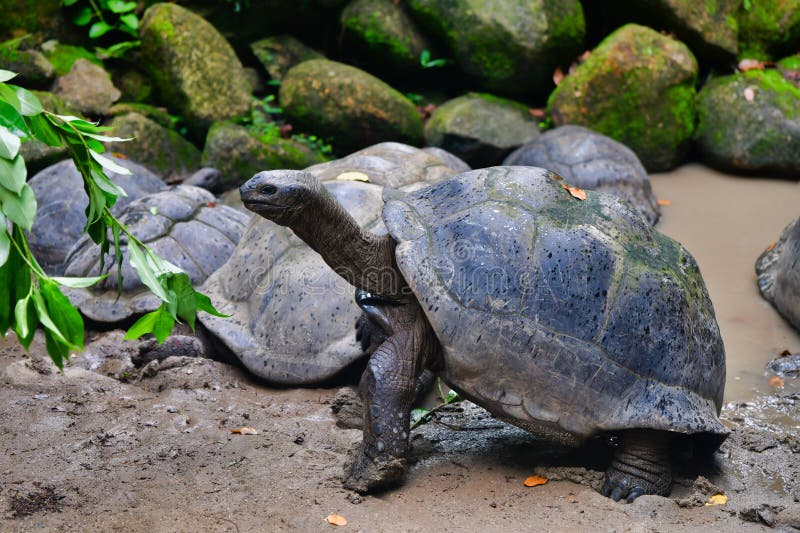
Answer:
[40,42,100,76]
[778,54,800,70]
[704,0,718,16]
[738,0,800,59]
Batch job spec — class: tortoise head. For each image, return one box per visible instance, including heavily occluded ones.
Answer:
[240,170,323,226]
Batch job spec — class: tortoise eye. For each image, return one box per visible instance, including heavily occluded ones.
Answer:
[260,184,277,195]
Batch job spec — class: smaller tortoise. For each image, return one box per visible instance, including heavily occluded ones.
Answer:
[240,165,727,501]
[63,185,249,323]
[28,156,166,275]
[756,216,800,332]
[503,125,661,224]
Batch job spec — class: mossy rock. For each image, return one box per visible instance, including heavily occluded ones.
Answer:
[406,0,585,98]
[424,92,540,167]
[250,35,323,82]
[109,102,174,129]
[111,68,154,103]
[778,53,800,87]
[738,0,800,60]
[695,69,800,177]
[0,39,54,88]
[547,24,697,172]
[107,112,202,182]
[340,0,434,73]
[139,3,252,137]
[52,58,121,116]
[40,41,101,76]
[280,59,423,153]
[202,122,330,190]
[0,0,81,42]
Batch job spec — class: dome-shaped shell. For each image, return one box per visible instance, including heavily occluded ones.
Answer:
[756,217,800,331]
[63,185,249,322]
[199,143,470,385]
[503,125,660,225]
[28,157,166,275]
[383,166,726,443]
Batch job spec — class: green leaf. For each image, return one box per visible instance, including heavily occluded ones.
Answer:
[107,0,137,13]
[128,240,169,302]
[50,274,107,288]
[44,329,69,370]
[13,292,36,349]
[0,99,28,135]
[28,114,63,147]
[0,70,17,83]
[0,154,27,194]
[39,279,84,351]
[119,13,139,28]
[0,183,36,230]
[0,125,21,159]
[170,273,196,329]
[90,149,131,175]
[124,308,158,340]
[0,243,11,333]
[152,305,175,343]
[196,292,229,317]
[88,21,113,39]
[62,0,80,6]
[0,84,21,113]
[11,85,43,116]
[0,224,8,268]
[72,7,93,26]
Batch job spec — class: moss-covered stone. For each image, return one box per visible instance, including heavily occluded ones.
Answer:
[53,58,121,116]
[0,0,80,42]
[738,0,800,60]
[0,38,54,88]
[40,41,102,76]
[425,92,540,167]
[695,69,800,177]
[547,24,698,171]
[340,0,434,73]
[250,35,323,82]
[778,53,800,87]
[111,69,154,103]
[109,102,174,129]
[107,112,201,181]
[202,122,330,189]
[406,0,585,98]
[139,3,252,137]
[280,59,423,153]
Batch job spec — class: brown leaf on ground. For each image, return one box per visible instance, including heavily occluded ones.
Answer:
[706,493,728,506]
[769,376,785,389]
[657,199,672,206]
[336,171,370,182]
[744,87,755,101]
[553,67,564,86]
[230,427,258,435]
[528,108,546,119]
[766,243,776,252]
[738,58,767,72]
[562,184,587,200]
[326,514,348,526]
[524,475,549,487]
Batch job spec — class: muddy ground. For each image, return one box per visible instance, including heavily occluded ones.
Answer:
[1,330,799,533]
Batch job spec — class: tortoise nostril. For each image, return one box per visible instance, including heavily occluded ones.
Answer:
[261,184,277,195]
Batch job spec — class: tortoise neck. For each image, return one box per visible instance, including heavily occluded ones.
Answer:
[292,188,408,299]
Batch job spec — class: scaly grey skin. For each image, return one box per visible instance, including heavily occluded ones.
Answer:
[240,169,679,499]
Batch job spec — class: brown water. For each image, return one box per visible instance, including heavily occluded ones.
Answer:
[651,164,800,401]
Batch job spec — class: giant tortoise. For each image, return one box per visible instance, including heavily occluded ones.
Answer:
[239,165,728,501]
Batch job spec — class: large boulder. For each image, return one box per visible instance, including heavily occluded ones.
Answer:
[548,24,698,172]
[250,35,323,82]
[424,92,540,167]
[280,59,423,153]
[503,125,660,225]
[202,122,330,189]
[139,3,252,136]
[739,0,800,60]
[756,217,800,332]
[40,41,102,76]
[695,68,800,177]
[52,58,121,116]
[406,0,585,98]
[106,112,202,182]
[340,0,435,74]
[0,0,80,42]
[0,39,54,89]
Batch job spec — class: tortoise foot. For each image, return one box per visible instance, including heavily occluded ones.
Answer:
[343,446,407,494]
[601,470,651,502]
[601,430,672,502]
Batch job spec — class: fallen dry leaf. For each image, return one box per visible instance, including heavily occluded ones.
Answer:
[769,376,785,388]
[781,349,793,357]
[657,199,672,206]
[553,67,564,86]
[528,108,546,119]
[523,475,549,487]
[336,171,370,182]
[706,493,728,506]
[578,50,592,62]
[766,243,776,252]
[738,58,766,72]
[230,427,258,435]
[744,87,755,101]
[562,184,587,200]
[326,514,347,526]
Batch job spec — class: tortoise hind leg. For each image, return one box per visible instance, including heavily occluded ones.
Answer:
[602,429,672,502]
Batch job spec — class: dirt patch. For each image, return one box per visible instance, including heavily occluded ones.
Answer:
[1,332,798,532]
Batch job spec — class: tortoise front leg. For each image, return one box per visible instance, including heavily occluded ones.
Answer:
[602,429,672,502]
[344,329,423,493]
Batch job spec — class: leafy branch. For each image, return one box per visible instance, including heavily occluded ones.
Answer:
[410,379,463,429]
[0,69,225,368]
[62,0,141,58]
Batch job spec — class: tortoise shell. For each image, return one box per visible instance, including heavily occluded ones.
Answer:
[756,217,800,332]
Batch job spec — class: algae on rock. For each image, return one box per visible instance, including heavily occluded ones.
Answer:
[547,24,698,172]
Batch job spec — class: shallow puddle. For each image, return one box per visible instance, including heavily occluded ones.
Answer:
[651,164,800,401]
